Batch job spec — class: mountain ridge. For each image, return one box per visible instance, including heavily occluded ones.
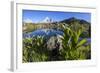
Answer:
[24,17,90,25]
[59,17,90,25]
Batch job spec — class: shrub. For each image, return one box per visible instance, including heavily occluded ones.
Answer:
[60,24,90,60]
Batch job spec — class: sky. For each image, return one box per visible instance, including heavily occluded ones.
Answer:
[22,10,91,23]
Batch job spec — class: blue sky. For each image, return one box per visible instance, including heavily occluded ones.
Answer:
[22,10,91,23]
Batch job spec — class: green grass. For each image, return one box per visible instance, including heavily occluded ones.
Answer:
[22,23,91,62]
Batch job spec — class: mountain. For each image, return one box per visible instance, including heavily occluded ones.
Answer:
[59,17,90,25]
[23,17,91,37]
[40,17,53,23]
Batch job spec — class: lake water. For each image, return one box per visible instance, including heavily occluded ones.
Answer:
[23,28,91,44]
[23,29,63,38]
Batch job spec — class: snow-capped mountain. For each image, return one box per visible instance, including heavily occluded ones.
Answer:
[40,17,52,23]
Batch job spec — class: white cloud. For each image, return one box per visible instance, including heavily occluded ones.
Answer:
[24,18,33,23]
